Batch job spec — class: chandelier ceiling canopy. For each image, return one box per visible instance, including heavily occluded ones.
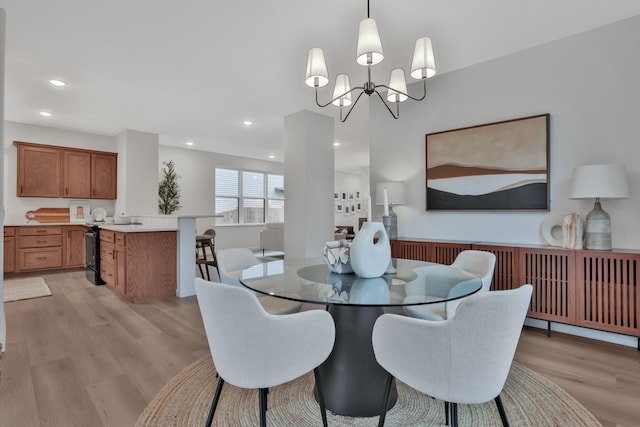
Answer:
[305,0,436,122]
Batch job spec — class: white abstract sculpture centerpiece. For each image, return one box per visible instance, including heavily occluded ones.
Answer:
[349,221,391,278]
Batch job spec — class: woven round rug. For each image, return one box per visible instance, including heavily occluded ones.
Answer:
[136,355,601,427]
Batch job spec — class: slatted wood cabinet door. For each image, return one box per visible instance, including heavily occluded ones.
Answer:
[575,250,639,336]
[471,244,519,291]
[391,239,430,261]
[518,247,576,324]
[430,242,472,264]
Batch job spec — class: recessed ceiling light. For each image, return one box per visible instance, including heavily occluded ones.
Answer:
[186,141,194,146]
[39,111,52,117]
[268,155,275,159]
[243,120,253,126]
[333,142,340,146]
[49,79,66,87]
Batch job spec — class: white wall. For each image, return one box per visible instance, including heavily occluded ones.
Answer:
[334,170,365,230]
[159,144,284,250]
[3,122,117,222]
[370,16,640,250]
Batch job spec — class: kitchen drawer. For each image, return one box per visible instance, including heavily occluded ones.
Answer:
[100,241,115,262]
[19,235,63,248]
[19,226,62,236]
[4,227,15,237]
[115,233,126,247]
[100,260,116,287]
[18,247,63,270]
[101,230,115,244]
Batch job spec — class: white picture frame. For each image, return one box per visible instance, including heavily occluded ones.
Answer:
[69,201,90,223]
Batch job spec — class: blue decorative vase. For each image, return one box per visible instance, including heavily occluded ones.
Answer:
[349,221,391,278]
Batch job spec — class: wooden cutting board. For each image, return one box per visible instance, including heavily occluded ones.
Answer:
[25,208,70,223]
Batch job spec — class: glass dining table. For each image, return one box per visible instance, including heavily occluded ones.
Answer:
[239,257,482,417]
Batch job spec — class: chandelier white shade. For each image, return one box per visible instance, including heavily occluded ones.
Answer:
[305,0,436,122]
[411,37,436,79]
[332,74,352,106]
[356,18,384,66]
[305,48,329,88]
[387,69,408,103]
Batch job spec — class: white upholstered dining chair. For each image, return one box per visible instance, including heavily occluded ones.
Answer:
[373,284,532,427]
[215,247,302,314]
[403,250,496,320]
[195,278,335,427]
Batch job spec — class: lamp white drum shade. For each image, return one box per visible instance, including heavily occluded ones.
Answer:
[570,164,629,199]
[386,69,408,102]
[305,48,329,88]
[375,182,406,205]
[332,73,352,106]
[356,18,384,66]
[410,37,436,79]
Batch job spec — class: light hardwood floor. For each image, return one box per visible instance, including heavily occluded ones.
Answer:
[1,269,639,427]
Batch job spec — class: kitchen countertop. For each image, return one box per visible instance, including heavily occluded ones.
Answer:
[4,221,177,232]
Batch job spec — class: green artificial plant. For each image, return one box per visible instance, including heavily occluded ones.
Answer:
[158,160,182,214]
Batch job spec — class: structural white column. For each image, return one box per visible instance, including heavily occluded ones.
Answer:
[0,7,7,351]
[115,129,159,216]
[284,110,334,258]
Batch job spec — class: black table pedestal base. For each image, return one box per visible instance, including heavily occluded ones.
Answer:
[315,305,397,417]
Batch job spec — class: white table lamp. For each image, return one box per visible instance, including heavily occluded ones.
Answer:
[570,164,629,250]
[375,182,406,238]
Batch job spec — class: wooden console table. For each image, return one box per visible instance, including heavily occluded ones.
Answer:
[391,238,640,347]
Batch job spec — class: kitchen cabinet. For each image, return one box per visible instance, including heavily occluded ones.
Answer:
[91,153,117,199]
[62,150,91,198]
[16,142,61,198]
[16,226,63,271]
[4,227,15,273]
[14,141,117,200]
[100,229,176,303]
[63,225,87,268]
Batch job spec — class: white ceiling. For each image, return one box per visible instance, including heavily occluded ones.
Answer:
[4,1,640,172]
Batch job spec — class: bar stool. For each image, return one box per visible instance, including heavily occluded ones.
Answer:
[196,228,219,281]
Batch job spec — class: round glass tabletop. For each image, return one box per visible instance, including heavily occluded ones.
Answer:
[239,258,482,307]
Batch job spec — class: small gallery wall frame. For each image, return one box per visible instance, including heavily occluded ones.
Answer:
[425,113,550,211]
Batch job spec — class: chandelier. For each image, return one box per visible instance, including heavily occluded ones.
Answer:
[304,0,436,122]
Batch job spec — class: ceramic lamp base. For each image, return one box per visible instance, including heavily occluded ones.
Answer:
[382,215,397,239]
[584,200,612,250]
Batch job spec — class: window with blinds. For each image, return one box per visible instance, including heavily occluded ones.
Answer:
[215,168,284,224]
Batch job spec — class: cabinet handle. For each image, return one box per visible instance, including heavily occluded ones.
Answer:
[65,187,68,195]
[20,185,24,194]
[93,189,96,196]
[37,240,46,244]
[36,230,46,233]
[36,257,47,260]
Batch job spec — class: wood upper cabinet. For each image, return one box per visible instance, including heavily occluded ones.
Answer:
[14,141,117,200]
[16,142,62,197]
[91,153,117,199]
[63,150,91,198]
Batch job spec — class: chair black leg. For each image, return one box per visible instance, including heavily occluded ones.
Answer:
[259,388,268,427]
[444,401,449,425]
[450,402,458,427]
[495,395,510,427]
[377,373,395,427]
[206,377,225,427]
[313,368,329,427]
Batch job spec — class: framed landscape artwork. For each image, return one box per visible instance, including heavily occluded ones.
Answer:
[425,114,550,211]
